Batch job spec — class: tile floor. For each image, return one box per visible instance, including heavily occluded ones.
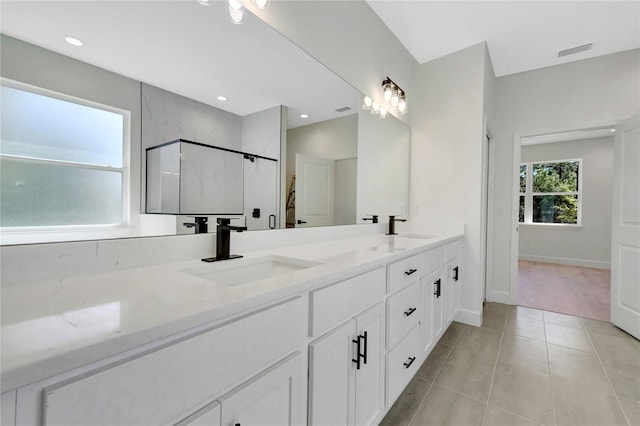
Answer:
[518,261,610,322]
[380,303,640,426]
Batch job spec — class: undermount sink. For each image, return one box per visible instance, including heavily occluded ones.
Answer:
[182,255,321,286]
[395,233,436,240]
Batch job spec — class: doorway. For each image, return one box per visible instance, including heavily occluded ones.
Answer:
[512,126,616,321]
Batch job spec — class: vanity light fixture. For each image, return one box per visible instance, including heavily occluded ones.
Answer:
[381,77,407,116]
[379,106,388,119]
[227,0,245,24]
[64,36,84,47]
[217,95,227,101]
[371,102,380,115]
[362,96,372,110]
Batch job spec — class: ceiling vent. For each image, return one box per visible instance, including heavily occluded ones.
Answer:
[335,106,351,113]
[558,43,593,58]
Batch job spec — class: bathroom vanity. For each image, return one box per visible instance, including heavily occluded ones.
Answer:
[0,231,462,426]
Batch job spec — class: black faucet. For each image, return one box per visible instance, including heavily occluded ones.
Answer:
[183,216,208,234]
[362,215,379,224]
[202,218,248,262]
[386,215,407,235]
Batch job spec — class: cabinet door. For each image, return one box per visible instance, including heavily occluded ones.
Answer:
[431,269,445,341]
[309,320,357,426]
[421,276,434,356]
[451,261,460,322]
[219,353,305,426]
[354,303,385,426]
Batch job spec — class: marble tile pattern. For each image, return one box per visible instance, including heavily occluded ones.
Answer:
[381,303,639,426]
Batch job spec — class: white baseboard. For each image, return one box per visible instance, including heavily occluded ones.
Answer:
[487,290,514,305]
[455,308,482,327]
[518,254,610,270]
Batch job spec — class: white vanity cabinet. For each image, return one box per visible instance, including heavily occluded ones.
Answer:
[1,391,16,426]
[218,353,306,426]
[26,297,306,426]
[308,302,385,426]
[175,402,221,426]
[443,240,461,327]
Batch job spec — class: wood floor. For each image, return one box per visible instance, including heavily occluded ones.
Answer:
[518,260,611,322]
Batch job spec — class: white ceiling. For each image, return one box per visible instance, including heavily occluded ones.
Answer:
[0,1,361,129]
[367,1,640,76]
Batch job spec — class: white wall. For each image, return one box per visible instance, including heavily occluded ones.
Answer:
[410,43,491,325]
[334,158,357,225]
[519,137,614,269]
[489,49,640,303]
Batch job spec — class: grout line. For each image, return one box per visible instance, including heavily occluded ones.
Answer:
[580,317,633,426]
[543,307,559,426]
[479,307,508,426]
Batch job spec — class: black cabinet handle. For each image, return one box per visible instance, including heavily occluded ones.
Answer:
[404,356,416,369]
[404,307,417,317]
[269,214,276,229]
[362,331,368,365]
[235,423,241,426]
[352,335,362,370]
[297,219,307,224]
[453,266,459,282]
[404,268,417,276]
[434,278,441,298]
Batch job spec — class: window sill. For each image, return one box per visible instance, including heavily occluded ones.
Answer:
[519,223,582,230]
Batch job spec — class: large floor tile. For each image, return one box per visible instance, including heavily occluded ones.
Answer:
[504,315,546,342]
[618,396,640,426]
[436,346,495,402]
[482,406,542,426]
[482,303,510,331]
[546,343,611,393]
[382,376,432,424]
[439,321,471,347]
[489,362,555,426]
[417,343,452,381]
[582,317,636,339]
[498,334,549,374]
[544,322,594,353]
[510,305,544,321]
[589,332,640,400]
[410,384,457,426]
[543,310,583,329]
[456,326,503,359]
[447,393,486,426]
[551,376,627,426]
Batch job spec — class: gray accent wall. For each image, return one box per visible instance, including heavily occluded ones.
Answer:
[519,137,614,269]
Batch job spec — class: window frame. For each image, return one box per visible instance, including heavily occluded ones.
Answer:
[0,78,131,241]
[519,158,582,227]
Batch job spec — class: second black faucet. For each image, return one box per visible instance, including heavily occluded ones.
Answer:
[202,218,247,262]
[386,215,407,235]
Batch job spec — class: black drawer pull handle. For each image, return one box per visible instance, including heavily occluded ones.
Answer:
[362,331,368,365]
[404,307,417,317]
[404,268,417,276]
[434,278,441,298]
[404,356,416,368]
[453,266,459,282]
[352,336,362,370]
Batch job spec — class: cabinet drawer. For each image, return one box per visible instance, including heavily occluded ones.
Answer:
[386,324,422,406]
[387,281,421,349]
[310,267,386,337]
[444,240,460,263]
[424,246,444,275]
[387,253,425,294]
[43,297,306,426]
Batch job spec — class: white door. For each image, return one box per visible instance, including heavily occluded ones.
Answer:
[610,116,640,339]
[218,353,306,426]
[308,320,356,426]
[354,303,385,426]
[295,154,335,228]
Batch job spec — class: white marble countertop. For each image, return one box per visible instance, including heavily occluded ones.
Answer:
[1,232,461,391]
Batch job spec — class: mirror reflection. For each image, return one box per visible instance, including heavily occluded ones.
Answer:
[0,1,409,244]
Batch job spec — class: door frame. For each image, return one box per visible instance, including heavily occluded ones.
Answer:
[509,120,621,304]
[481,119,494,303]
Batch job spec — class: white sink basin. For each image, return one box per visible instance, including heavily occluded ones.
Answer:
[395,233,436,240]
[182,255,321,286]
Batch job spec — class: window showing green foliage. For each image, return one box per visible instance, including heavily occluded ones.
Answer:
[520,160,580,225]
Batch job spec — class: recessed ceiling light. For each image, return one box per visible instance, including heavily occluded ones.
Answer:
[217,96,227,101]
[610,128,616,133]
[198,0,213,5]
[64,36,83,47]
[300,114,309,118]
